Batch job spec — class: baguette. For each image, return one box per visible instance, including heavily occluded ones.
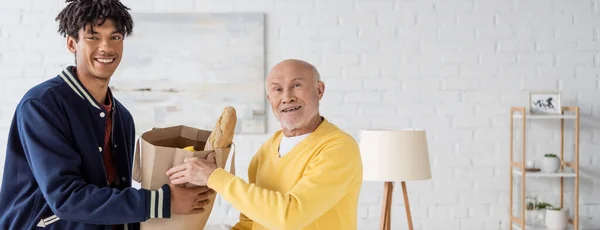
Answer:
[204,106,237,151]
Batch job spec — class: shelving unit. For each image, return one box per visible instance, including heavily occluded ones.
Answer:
[509,106,580,230]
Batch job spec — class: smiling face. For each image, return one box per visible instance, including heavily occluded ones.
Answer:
[67,18,124,81]
[266,60,325,131]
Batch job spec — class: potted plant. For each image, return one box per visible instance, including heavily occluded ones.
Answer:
[545,207,568,229]
[542,153,560,173]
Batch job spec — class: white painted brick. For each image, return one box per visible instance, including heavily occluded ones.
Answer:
[315,0,353,13]
[274,0,315,12]
[361,53,402,69]
[421,64,461,77]
[321,53,360,66]
[497,40,535,52]
[480,76,521,90]
[397,26,438,42]
[363,77,400,90]
[401,78,442,92]
[460,40,497,53]
[452,116,491,129]
[499,66,537,78]
[154,0,194,12]
[193,0,237,11]
[462,91,502,104]
[480,53,517,65]
[371,115,411,130]
[422,219,461,230]
[459,192,503,206]
[338,13,376,27]
[521,77,560,91]
[420,192,459,205]
[539,66,576,79]
[576,40,600,51]
[357,26,395,40]
[340,40,378,53]
[394,0,435,13]
[325,78,363,91]
[376,12,415,26]
[413,116,451,131]
[456,166,494,181]
[0,0,32,10]
[562,78,598,90]
[458,12,495,26]
[443,77,480,90]
[341,65,381,78]
[554,0,595,14]
[476,25,515,40]
[343,91,381,104]
[517,52,555,65]
[299,13,338,26]
[358,105,397,116]
[440,52,479,65]
[417,11,458,26]
[315,26,358,41]
[278,25,318,39]
[556,51,596,66]
[354,0,394,12]
[514,25,555,40]
[556,26,596,41]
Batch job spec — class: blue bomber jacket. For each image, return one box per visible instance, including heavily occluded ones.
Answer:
[0,66,170,229]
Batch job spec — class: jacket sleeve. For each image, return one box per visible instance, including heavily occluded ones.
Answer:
[207,137,362,230]
[17,99,171,225]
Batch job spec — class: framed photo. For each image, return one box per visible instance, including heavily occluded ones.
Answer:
[529,92,561,114]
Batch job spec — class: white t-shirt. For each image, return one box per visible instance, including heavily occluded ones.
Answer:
[279,133,311,157]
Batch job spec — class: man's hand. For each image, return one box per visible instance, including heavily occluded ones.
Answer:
[169,184,215,215]
[166,152,218,186]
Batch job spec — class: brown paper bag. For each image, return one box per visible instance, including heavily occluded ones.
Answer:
[132,125,236,230]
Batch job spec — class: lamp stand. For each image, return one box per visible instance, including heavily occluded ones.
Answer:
[380,181,414,230]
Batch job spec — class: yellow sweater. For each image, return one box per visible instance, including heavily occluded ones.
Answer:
[207,118,363,230]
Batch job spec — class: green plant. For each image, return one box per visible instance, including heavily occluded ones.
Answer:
[527,202,534,210]
[535,202,553,209]
[544,153,557,158]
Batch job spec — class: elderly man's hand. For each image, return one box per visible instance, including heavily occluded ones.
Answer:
[166,152,218,186]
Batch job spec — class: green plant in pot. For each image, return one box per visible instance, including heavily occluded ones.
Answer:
[542,153,560,173]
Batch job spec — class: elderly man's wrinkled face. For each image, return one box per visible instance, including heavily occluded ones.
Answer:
[266,62,324,131]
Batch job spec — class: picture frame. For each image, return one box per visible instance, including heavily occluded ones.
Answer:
[529,92,561,114]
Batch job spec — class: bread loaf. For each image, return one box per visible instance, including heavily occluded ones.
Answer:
[204,106,237,150]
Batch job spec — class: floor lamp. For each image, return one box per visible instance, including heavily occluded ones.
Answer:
[359,129,432,230]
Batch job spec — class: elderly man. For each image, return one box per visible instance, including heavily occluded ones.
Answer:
[166,59,363,230]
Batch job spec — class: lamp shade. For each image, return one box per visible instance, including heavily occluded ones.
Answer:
[359,129,432,182]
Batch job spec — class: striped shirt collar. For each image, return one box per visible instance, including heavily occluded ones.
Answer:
[58,66,114,111]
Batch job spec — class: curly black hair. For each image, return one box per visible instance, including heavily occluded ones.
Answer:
[55,0,134,40]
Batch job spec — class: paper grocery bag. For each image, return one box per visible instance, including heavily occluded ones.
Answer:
[132,125,235,230]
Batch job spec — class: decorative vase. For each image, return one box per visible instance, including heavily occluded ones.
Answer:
[545,209,568,229]
[542,155,560,173]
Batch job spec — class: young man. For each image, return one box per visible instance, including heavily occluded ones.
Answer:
[0,0,213,229]
[166,59,364,230]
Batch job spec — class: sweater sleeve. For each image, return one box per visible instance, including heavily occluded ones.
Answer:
[18,99,171,224]
[207,137,362,230]
[230,154,258,230]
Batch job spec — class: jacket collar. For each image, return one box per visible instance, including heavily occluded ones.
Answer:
[58,66,114,111]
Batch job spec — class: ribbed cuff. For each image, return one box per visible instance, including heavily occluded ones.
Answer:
[146,184,171,219]
[207,167,235,193]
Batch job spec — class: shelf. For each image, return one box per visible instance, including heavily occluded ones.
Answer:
[513,169,576,178]
[512,223,573,230]
[512,114,577,120]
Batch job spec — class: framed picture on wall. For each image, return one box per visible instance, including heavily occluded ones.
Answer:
[529,92,561,114]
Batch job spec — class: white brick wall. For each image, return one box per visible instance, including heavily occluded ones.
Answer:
[1,0,599,229]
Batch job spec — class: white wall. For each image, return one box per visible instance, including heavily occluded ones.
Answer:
[1,0,599,229]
